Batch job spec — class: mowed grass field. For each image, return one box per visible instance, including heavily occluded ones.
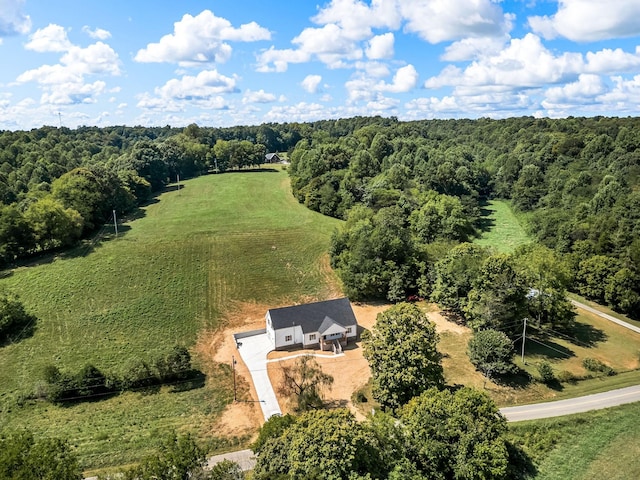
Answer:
[509,401,640,480]
[475,199,531,253]
[0,169,341,470]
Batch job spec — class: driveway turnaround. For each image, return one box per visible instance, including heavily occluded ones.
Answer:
[500,384,640,421]
[206,449,256,471]
[236,332,282,420]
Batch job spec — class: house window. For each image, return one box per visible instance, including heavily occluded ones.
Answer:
[285,335,292,342]
[309,334,317,341]
[346,327,352,334]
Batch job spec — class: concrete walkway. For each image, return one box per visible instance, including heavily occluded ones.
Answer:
[235,333,282,420]
[571,299,640,334]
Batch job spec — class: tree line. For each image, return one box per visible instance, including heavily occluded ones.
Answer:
[2,115,638,313]
[287,116,640,316]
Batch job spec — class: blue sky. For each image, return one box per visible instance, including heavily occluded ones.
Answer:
[2,0,640,130]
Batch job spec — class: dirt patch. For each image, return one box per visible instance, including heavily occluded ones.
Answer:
[194,300,471,432]
[425,308,470,335]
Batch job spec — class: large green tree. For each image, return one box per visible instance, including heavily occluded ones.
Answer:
[362,302,444,410]
[514,244,576,331]
[277,355,334,412]
[464,254,528,336]
[0,431,82,480]
[24,197,83,251]
[431,243,489,314]
[253,409,385,480]
[400,387,510,480]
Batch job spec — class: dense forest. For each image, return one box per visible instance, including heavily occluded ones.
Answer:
[1,116,639,318]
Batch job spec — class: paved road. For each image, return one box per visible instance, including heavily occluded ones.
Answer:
[571,299,640,334]
[500,384,640,421]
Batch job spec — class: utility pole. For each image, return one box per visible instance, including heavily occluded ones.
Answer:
[113,210,118,237]
[232,355,237,401]
[521,318,527,364]
[177,173,180,192]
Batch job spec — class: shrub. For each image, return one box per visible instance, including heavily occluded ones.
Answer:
[582,357,615,376]
[557,370,579,384]
[537,361,555,384]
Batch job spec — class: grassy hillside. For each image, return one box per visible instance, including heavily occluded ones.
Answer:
[0,169,341,469]
[475,199,531,253]
[509,401,640,480]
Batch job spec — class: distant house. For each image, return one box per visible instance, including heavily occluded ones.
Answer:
[265,152,282,163]
[265,298,358,351]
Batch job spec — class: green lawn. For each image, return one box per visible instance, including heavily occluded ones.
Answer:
[474,199,531,253]
[509,402,640,480]
[0,170,341,470]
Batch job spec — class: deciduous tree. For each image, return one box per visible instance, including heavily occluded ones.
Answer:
[467,329,517,378]
[400,387,510,480]
[278,355,333,412]
[362,302,444,410]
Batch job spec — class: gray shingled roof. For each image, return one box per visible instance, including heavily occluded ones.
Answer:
[268,297,357,334]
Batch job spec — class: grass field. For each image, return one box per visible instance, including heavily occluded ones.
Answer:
[0,169,341,470]
[509,401,640,480]
[475,199,531,253]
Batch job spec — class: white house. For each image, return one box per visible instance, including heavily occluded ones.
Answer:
[265,297,358,351]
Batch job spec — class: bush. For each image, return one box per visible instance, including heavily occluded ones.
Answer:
[582,357,615,376]
[537,361,555,384]
[557,370,579,384]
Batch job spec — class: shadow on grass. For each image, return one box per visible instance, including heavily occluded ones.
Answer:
[524,336,576,360]
[506,441,538,480]
[543,378,564,391]
[170,371,206,392]
[221,167,280,174]
[493,368,534,389]
[570,320,608,347]
[475,199,496,234]
[0,321,37,348]
[440,309,467,326]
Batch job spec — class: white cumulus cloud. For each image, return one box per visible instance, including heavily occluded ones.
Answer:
[135,10,270,65]
[16,39,121,106]
[529,0,640,41]
[242,89,277,104]
[425,34,583,90]
[366,33,394,60]
[378,64,418,93]
[399,0,513,43]
[137,69,237,113]
[82,25,111,40]
[0,0,31,37]
[301,74,322,93]
[25,24,72,52]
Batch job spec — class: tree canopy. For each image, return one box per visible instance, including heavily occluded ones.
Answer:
[362,302,444,410]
